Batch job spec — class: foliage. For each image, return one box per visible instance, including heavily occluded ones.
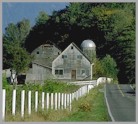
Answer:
[3,19,32,74]
[93,55,118,79]
[101,54,118,79]
[35,11,49,25]
[2,74,9,88]
[4,19,31,46]
[93,58,104,78]
[3,42,32,74]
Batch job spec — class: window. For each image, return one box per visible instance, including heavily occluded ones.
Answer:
[55,69,63,75]
[82,70,85,74]
[29,63,32,68]
[37,51,39,54]
[62,55,67,59]
[71,46,73,49]
[77,55,82,59]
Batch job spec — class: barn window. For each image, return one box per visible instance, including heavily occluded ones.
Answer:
[71,46,73,49]
[37,51,39,54]
[77,55,82,59]
[55,69,63,75]
[29,63,32,68]
[82,70,85,74]
[62,55,67,59]
[81,70,86,76]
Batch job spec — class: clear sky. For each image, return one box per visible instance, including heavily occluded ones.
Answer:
[2,2,69,33]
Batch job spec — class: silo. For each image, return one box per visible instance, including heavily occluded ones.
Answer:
[81,39,96,63]
[81,39,96,80]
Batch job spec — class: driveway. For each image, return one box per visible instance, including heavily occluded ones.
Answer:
[105,83,136,122]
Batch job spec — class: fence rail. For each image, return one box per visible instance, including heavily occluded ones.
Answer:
[2,84,94,121]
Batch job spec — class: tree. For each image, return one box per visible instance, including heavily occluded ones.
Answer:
[35,11,49,25]
[3,20,32,86]
[3,42,32,73]
[93,58,104,78]
[4,19,31,47]
[17,19,31,46]
[101,55,118,79]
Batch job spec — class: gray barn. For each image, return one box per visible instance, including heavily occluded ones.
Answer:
[26,40,96,83]
[25,43,61,83]
[52,43,91,80]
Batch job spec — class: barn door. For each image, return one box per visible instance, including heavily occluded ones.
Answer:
[71,70,76,80]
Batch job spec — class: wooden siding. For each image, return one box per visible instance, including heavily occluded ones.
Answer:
[52,43,91,80]
[26,63,53,83]
[26,44,61,83]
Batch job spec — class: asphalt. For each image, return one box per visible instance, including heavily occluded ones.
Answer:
[105,83,136,122]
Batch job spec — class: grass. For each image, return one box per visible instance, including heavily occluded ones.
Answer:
[4,80,110,122]
[59,84,111,122]
[3,79,80,121]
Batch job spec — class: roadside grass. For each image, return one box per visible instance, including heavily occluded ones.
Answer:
[4,82,110,122]
[5,109,71,122]
[60,84,111,122]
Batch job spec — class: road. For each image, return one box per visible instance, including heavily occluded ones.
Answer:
[105,83,136,122]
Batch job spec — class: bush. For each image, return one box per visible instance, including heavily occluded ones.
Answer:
[2,74,9,89]
[78,102,91,112]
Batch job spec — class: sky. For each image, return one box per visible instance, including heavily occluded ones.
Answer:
[2,2,69,33]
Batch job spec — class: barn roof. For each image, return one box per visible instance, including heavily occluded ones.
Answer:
[53,42,91,64]
[71,42,91,63]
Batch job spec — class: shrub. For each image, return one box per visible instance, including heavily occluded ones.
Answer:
[78,102,91,112]
[2,74,9,89]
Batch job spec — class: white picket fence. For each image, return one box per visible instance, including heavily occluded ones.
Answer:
[2,84,94,121]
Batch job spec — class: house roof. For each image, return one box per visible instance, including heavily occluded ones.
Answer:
[71,42,92,63]
[32,59,52,69]
[32,42,92,69]
[53,42,91,64]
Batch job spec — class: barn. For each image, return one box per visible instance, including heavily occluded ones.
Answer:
[52,42,91,80]
[25,43,61,83]
[25,40,96,83]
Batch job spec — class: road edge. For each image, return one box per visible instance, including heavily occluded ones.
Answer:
[104,83,115,122]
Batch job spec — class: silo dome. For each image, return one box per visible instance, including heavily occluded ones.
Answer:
[81,39,96,48]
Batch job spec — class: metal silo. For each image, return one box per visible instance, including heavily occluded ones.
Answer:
[81,39,96,80]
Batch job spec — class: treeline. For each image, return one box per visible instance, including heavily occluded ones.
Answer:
[3,3,135,84]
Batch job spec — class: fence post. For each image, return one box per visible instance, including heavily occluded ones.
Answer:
[67,94,69,106]
[64,93,67,109]
[69,93,72,111]
[72,92,74,101]
[85,85,87,94]
[12,89,16,116]
[61,93,64,110]
[51,93,53,109]
[42,92,45,111]
[46,93,49,110]
[35,91,38,112]
[2,89,6,121]
[87,85,89,93]
[58,93,60,109]
[55,93,57,110]
[21,90,25,118]
[76,90,78,100]
[28,91,31,115]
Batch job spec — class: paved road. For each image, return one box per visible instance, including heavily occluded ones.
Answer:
[105,84,136,122]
